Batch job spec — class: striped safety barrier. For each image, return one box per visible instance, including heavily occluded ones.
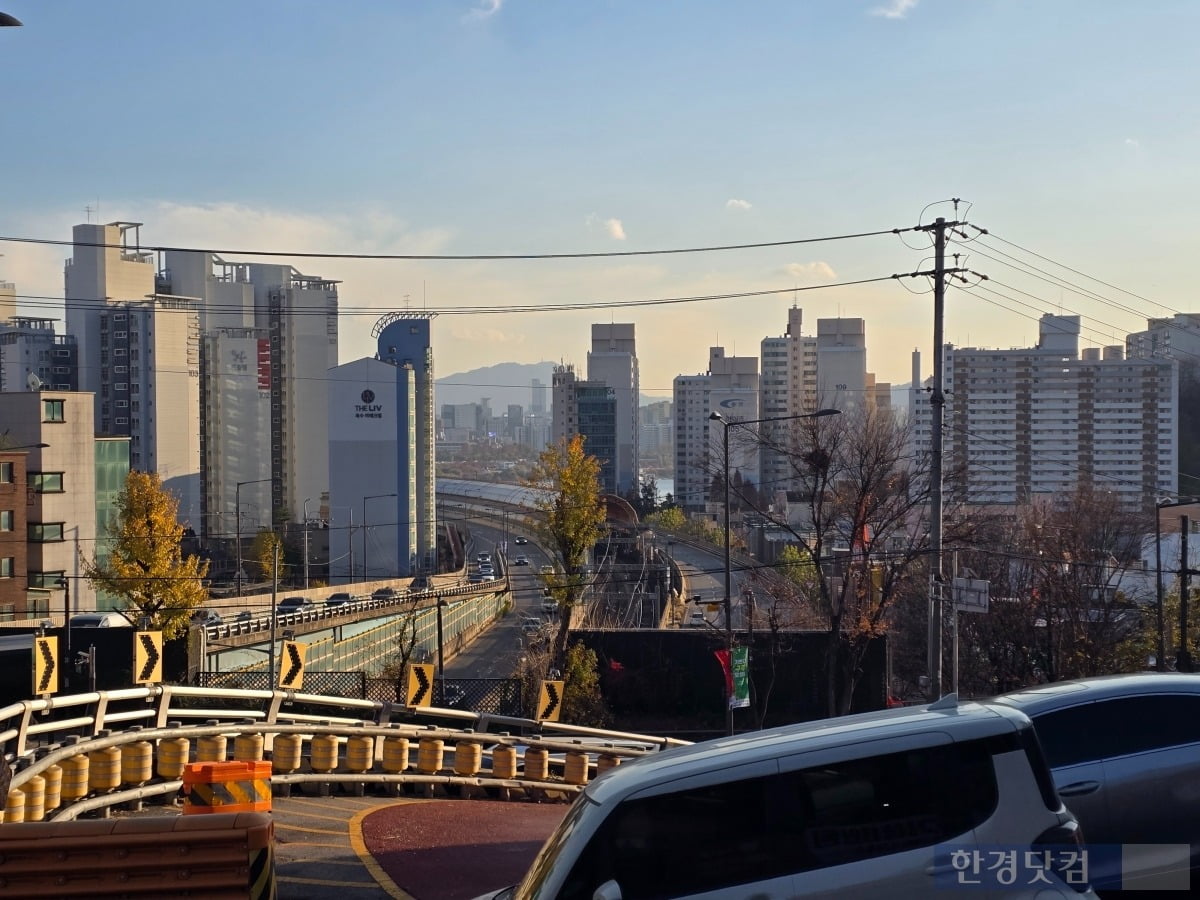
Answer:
[183,761,272,815]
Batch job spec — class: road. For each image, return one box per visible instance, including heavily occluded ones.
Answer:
[444,518,554,679]
[664,538,756,631]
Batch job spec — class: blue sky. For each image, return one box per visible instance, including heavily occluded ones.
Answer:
[2,1,1198,399]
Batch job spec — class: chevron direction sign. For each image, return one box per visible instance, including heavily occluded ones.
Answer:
[278,641,307,690]
[405,663,434,707]
[133,631,163,684]
[538,679,565,722]
[33,636,58,695]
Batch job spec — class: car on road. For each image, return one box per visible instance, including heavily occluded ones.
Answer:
[371,586,401,601]
[235,610,254,623]
[513,536,529,545]
[277,596,314,614]
[513,556,529,566]
[324,592,354,607]
[70,612,133,628]
[520,618,544,635]
[994,672,1200,889]
[477,552,492,563]
[540,598,558,615]
[190,609,224,626]
[539,565,555,576]
[473,696,1096,900]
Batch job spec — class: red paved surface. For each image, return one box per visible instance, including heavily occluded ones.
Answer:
[361,799,569,900]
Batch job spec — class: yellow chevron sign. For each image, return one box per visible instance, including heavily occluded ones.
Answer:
[33,636,58,695]
[278,641,306,690]
[133,630,163,684]
[405,663,434,707]
[538,679,565,722]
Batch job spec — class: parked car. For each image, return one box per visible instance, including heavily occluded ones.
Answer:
[324,592,354,607]
[994,672,1200,890]
[472,696,1096,900]
[540,599,558,616]
[520,618,544,635]
[371,587,401,601]
[277,596,314,614]
[70,612,132,628]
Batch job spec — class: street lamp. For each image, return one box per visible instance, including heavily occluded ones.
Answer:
[235,478,272,596]
[56,575,71,655]
[363,493,398,581]
[708,407,841,735]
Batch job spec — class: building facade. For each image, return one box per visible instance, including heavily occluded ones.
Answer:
[587,324,640,494]
[328,313,437,583]
[909,314,1177,510]
[674,347,760,512]
[0,317,78,394]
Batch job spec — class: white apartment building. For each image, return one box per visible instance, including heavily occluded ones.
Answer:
[0,317,78,394]
[674,347,760,512]
[158,253,339,537]
[909,314,1177,510]
[65,224,202,526]
[587,324,640,494]
[0,390,100,614]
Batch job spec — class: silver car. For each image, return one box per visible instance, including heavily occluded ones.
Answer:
[994,673,1200,892]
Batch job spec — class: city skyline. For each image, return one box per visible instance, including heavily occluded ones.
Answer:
[2,2,1197,397]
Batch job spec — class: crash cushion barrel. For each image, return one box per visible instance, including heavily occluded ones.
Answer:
[182,760,272,815]
[0,811,275,898]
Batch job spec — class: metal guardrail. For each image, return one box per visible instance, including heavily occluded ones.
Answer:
[1,685,689,822]
[204,579,510,642]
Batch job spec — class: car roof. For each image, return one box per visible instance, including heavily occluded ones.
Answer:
[993,672,1200,713]
[584,699,1028,806]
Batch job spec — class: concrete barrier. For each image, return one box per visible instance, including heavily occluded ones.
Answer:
[0,811,275,898]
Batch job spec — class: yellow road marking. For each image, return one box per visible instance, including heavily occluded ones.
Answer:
[274,822,351,836]
[270,807,358,824]
[281,857,367,867]
[275,840,349,850]
[349,801,428,900]
[277,796,378,811]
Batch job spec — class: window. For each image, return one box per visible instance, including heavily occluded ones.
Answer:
[43,399,65,422]
[1034,696,1200,766]
[0,461,12,483]
[31,472,63,493]
[28,522,64,542]
[0,510,12,531]
[29,571,65,589]
[0,558,11,579]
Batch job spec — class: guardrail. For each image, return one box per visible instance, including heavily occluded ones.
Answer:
[205,578,510,642]
[1,685,689,824]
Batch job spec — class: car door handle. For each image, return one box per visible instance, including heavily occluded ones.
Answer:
[1058,780,1100,797]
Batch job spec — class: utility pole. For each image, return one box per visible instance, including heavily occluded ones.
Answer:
[1181,516,1193,672]
[919,214,968,699]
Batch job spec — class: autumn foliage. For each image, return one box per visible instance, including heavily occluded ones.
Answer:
[84,471,210,638]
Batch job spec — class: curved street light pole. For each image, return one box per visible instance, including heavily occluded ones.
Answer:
[709,408,841,735]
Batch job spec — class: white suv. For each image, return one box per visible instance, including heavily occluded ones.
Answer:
[476,696,1097,899]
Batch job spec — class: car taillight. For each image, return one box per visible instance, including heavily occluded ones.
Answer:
[1033,819,1091,893]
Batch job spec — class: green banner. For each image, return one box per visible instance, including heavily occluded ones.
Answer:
[729,645,750,709]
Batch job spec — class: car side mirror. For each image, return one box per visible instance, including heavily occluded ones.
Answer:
[592,880,622,900]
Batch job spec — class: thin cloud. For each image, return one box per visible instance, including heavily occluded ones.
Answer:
[781,261,837,281]
[1125,137,1141,150]
[726,198,752,211]
[605,218,626,241]
[870,0,918,19]
[464,0,503,22]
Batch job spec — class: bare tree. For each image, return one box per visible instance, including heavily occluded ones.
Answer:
[721,405,933,716]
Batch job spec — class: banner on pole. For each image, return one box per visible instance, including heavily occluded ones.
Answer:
[730,646,751,709]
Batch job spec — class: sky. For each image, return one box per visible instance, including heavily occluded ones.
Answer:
[2,1,1198,403]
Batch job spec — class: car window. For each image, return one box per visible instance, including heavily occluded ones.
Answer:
[1036,696,1200,767]
[774,739,998,870]
[558,773,778,900]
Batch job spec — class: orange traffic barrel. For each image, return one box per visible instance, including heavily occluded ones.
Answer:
[182,760,272,815]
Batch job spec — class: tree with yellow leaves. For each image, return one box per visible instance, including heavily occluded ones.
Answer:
[528,434,607,669]
[83,471,210,638]
[251,528,285,582]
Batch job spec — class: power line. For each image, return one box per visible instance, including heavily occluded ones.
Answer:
[0,226,910,261]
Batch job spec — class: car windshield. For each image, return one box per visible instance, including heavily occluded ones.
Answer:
[513,795,595,900]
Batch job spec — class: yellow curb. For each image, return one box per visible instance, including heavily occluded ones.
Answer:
[349,800,427,900]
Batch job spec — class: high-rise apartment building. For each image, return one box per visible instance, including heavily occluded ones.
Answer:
[551,363,618,492]
[0,317,78,394]
[673,347,759,513]
[531,378,547,415]
[587,324,639,494]
[758,307,888,494]
[64,223,202,526]
[158,252,339,537]
[909,314,1177,509]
